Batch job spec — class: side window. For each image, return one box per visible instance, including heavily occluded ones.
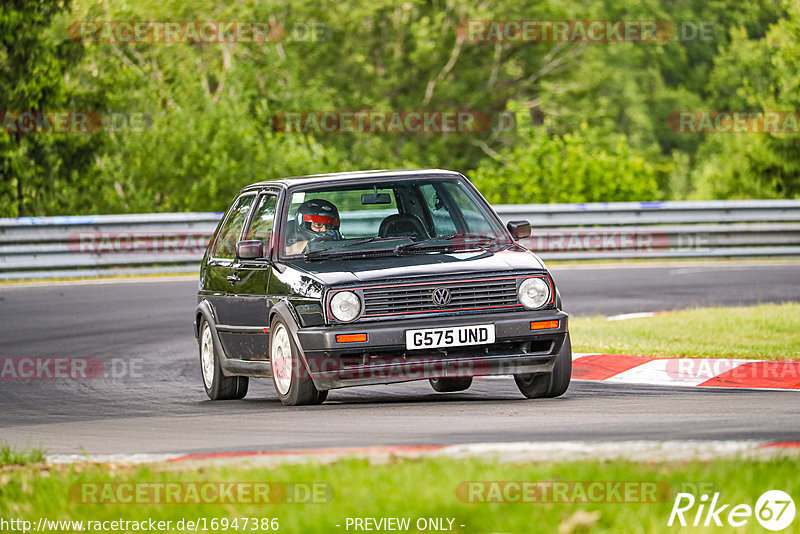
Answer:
[441,182,495,233]
[246,193,278,243]
[212,194,255,259]
[419,184,456,236]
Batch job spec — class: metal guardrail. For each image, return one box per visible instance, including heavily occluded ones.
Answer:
[1,200,798,279]
[0,213,222,280]
[496,200,800,260]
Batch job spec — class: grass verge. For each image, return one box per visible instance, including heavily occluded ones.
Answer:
[570,303,800,360]
[0,444,45,467]
[0,455,797,533]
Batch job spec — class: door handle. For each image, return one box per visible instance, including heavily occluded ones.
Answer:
[226,274,240,285]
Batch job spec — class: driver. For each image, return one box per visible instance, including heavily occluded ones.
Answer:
[286,199,343,254]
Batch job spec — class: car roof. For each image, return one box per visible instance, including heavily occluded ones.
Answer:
[241,169,464,191]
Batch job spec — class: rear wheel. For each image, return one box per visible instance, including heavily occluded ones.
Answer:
[269,317,326,406]
[514,333,572,399]
[429,377,473,392]
[199,319,248,400]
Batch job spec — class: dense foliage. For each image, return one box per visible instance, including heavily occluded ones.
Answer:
[1,0,797,216]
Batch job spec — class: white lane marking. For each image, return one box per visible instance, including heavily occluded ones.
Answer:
[46,440,800,465]
[435,440,770,462]
[606,312,655,321]
[47,453,178,464]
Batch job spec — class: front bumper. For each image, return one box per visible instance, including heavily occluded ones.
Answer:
[296,310,569,390]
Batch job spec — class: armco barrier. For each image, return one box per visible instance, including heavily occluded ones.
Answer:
[496,200,800,260]
[0,200,798,279]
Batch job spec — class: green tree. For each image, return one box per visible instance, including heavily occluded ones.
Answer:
[471,103,662,204]
[5,0,797,214]
[0,0,103,216]
[691,0,800,199]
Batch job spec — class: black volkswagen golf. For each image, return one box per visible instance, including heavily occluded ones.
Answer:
[195,169,571,406]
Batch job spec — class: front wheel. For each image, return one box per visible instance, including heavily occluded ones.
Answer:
[199,319,248,400]
[429,377,473,392]
[269,317,327,406]
[514,333,572,399]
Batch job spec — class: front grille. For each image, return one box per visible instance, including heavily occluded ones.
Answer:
[361,276,521,317]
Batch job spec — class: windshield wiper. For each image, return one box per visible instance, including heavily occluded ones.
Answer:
[393,233,501,254]
[337,235,413,249]
[303,236,414,260]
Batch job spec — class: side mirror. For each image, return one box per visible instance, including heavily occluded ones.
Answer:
[507,220,532,240]
[236,240,264,260]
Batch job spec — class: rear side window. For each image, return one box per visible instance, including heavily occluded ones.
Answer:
[212,194,256,259]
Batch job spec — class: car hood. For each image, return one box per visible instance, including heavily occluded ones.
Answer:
[283,247,546,286]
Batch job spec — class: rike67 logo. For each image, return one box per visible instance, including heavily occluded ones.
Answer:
[669,490,795,530]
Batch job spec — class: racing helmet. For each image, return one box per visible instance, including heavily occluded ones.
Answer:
[295,199,340,239]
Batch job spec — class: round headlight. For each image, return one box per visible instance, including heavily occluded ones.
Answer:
[518,278,550,309]
[330,291,363,322]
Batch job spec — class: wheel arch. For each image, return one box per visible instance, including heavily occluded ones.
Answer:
[194,300,235,377]
[269,299,320,386]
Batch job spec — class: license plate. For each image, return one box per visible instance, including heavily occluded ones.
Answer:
[405,324,495,350]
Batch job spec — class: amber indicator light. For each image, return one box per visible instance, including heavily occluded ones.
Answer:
[530,320,559,330]
[336,333,368,343]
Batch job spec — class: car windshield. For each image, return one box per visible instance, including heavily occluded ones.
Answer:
[279,178,510,259]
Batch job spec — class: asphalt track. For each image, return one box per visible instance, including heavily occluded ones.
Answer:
[1,262,799,456]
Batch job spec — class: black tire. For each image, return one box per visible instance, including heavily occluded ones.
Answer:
[199,318,248,400]
[312,389,329,405]
[429,377,473,392]
[514,333,572,399]
[269,316,325,406]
